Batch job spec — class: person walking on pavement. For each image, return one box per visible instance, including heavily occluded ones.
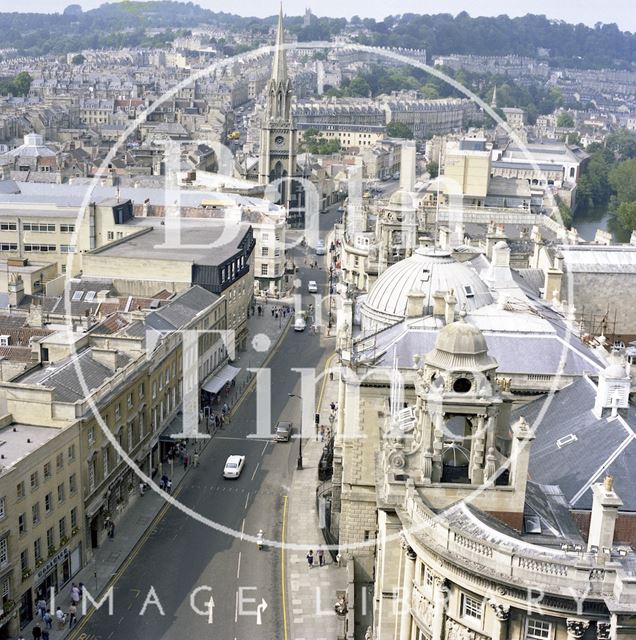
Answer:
[55,606,65,630]
[306,550,314,569]
[317,546,325,566]
[43,609,52,629]
[36,598,46,619]
[32,623,42,640]
[193,452,200,467]
[41,631,49,640]
[183,454,189,470]
[68,603,77,629]
[71,582,80,606]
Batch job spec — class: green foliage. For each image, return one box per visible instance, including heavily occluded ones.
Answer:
[606,128,636,159]
[427,160,439,178]
[609,159,636,204]
[616,201,636,234]
[555,196,573,228]
[301,129,341,155]
[0,71,32,97]
[386,121,414,139]
[557,112,575,128]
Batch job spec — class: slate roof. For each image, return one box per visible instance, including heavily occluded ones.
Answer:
[145,285,219,332]
[519,376,636,511]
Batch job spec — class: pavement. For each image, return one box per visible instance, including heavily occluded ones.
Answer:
[19,305,291,640]
[285,355,347,640]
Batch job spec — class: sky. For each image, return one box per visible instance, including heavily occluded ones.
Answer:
[3,0,636,33]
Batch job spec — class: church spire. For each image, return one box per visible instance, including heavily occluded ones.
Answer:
[271,4,287,84]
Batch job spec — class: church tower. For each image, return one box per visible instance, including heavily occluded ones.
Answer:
[259,6,298,213]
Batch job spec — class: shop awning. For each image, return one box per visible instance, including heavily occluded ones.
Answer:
[201,364,241,394]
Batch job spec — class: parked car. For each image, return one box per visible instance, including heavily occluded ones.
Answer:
[275,421,292,442]
[308,280,318,293]
[223,455,245,479]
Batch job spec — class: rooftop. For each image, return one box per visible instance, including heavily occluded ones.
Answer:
[0,423,64,470]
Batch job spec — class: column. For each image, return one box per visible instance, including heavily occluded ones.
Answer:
[399,542,417,640]
[487,600,510,640]
[337,372,346,438]
[431,577,448,640]
[566,619,590,639]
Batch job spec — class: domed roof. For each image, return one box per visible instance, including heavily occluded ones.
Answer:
[604,362,628,380]
[388,189,415,210]
[442,443,470,467]
[361,247,493,331]
[425,317,498,373]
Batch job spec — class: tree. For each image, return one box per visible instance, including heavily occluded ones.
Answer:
[427,160,439,178]
[616,201,636,233]
[609,159,636,204]
[557,112,575,128]
[386,121,414,139]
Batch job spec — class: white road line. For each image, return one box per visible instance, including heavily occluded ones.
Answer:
[251,462,260,481]
[235,590,239,623]
[261,441,269,455]
[244,492,250,510]
[237,551,242,579]
[241,518,245,540]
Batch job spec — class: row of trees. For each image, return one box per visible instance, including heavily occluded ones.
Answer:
[575,129,636,239]
[301,129,341,155]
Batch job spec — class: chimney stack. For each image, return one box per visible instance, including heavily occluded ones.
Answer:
[587,477,623,560]
[444,289,457,325]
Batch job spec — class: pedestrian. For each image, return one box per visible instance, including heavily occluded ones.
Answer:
[55,606,65,630]
[71,582,80,605]
[43,609,53,629]
[336,551,342,567]
[32,623,42,640]
[166,479,172,494]
[183,454,189,470]
[317,546,325,566]
[258,305,262,316]
[330,401,336,412]
[271,307,275,317]
[36,598,47,618]
[193,452,199,467]
[41,631,49,640]
[108,520,115,538]
[139,480,145,496]
[320,426,325,442]
[78,583,84,600]
[68,603,77,628]
[306,550,314,569]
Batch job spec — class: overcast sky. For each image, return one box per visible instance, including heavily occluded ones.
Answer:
[4,0,636,33]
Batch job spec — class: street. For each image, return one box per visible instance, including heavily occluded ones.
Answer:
[69,208,340,640]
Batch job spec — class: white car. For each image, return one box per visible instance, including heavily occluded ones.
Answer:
[308,280,318,293]
[223,455,245,479]
[294,315,307,331]
[315,241,326,256]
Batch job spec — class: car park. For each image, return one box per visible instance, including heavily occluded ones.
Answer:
[223,455,245,478]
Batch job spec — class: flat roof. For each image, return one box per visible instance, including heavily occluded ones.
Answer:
[0,423,62,470]
[91,218,251,265]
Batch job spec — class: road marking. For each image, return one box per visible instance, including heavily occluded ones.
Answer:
[244,492,250,510]
[234,590,239,623]
[237,551,241,579]
[282,495,289,640]
[241,518,245,540]
[217,436,270,442]
[251,462,260,481]
[261,441,269,455]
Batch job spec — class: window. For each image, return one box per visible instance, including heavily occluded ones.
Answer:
[46,527,54,550]
[0,539,7,566]
[261,247,269,257]
[17,481,25,500]
[22,223,55,232]
[60,224,75,233]
[30,472,39,491]
[56,452,63,470]
[24,244,57,252]
[87,426,94,446]
[18,513,26,535]
[107,231,114,241]
[43,462,51,480]
[103,449,109,477]
[0,497,4,519]
[114,403,121,420]
[20,549,28,573]
[32,503,40,526]
[34,538,42,563]
[59,244,76,253]
[127,392,133,409]
[138,382,145,398]
[261,264,268,276]
[152,381,157,399]
[424,567,434,588]
[461,594,482,621]
[0,243,17,251]
[57,483,65,503]
[88,460,96,491]
[68,444,75,461]
[69,473,77,495]
[0,223,16,231]
[70,507,77,531]
[526,619,552,639]
[59,517,66,540]
[44,492,52,513]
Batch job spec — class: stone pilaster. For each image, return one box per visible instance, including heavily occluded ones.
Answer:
[431,577,448,640]
[487,599,510,640]
[399,542,417,640]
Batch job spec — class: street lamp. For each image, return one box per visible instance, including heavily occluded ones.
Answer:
[328,265,334,330]
[288,393,304,470]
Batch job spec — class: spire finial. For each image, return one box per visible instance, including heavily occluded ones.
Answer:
[272,3,287,84]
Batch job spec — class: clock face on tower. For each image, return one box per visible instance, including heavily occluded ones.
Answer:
[274,135,285,146]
